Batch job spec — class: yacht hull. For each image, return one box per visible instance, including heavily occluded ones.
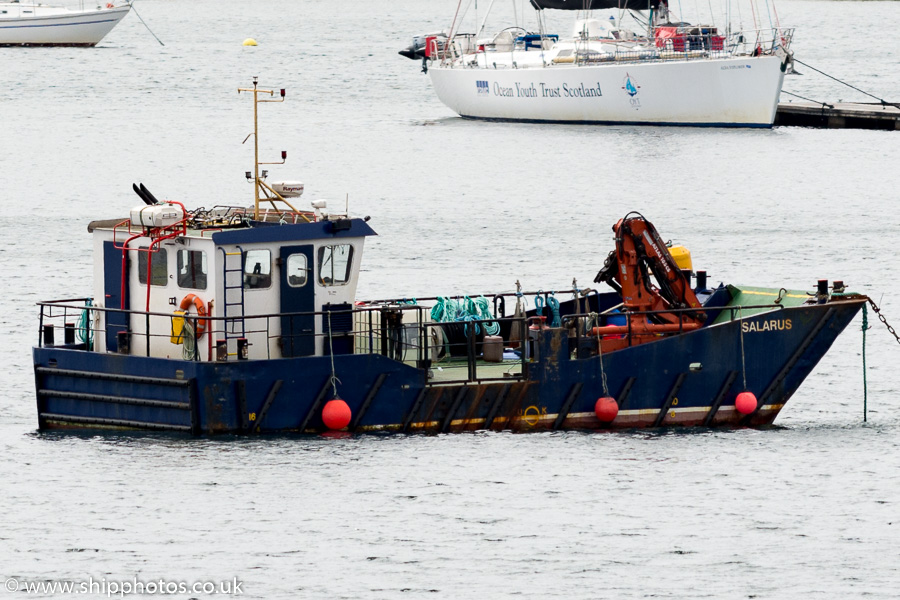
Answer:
[0,5,130,47]
[429,54,786,127]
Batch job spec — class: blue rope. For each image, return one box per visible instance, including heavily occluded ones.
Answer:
[430,297,448,322]
[461,314,480,337]
[76,299,93,347]
[548,293,561,328]
[431,295,499,337]
[535,294,545,317]
[474,296,500,336]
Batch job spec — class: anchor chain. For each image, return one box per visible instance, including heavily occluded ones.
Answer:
[866,298,900,345]
[859,298,898,423]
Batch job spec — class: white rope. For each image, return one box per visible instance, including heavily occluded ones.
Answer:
[738,306,748,390]
[181,320,196,360]
[477,0,498,38]
[597,331,610,396]
[457,0,476,35]
[536,6,547,65]
[327,311,341,398]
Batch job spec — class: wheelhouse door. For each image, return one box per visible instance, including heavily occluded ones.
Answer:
[279,245,315,357]
[103,241,129,352]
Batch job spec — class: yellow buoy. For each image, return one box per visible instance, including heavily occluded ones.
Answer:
[242,38,258,46]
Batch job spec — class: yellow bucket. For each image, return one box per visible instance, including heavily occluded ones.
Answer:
[669,245,693,271]
[171,310,186,344]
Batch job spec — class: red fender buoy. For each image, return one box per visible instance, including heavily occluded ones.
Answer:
[735,391,757,415]
[322,398,352,430]
[594,396,619,422]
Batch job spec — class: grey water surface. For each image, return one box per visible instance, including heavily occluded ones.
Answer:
[2,0,900,598]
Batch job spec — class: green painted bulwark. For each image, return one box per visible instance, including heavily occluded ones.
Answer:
[712,285,809,324]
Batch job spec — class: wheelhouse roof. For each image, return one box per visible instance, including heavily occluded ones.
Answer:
[86,217,377,244]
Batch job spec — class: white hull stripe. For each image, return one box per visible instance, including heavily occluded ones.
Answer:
[362,404,788,431]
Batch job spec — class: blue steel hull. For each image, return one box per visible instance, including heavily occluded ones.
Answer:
[33,299,864,434]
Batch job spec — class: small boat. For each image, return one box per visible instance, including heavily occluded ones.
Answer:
[0,1,130,47]
[401,0,794,127]
[32,79,866,435]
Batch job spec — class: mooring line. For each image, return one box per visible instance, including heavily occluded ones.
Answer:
[791,59,898,109]
[131,1,165,46]
[861,297,900,423]
[862,303,868,423]
[738,307,748,391]
[781,90,833,109]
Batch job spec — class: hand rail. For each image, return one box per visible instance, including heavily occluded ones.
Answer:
[35,299,531,384]
[438,26,794,68]
[35,298,821,379]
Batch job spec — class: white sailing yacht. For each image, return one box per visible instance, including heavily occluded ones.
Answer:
[0,1,131,46]
[402,0,793,127]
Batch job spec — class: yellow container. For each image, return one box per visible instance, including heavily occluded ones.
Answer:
[669,245,693,271]
[171,310,186,344]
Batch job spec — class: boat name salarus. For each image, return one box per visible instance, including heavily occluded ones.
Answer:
[742,319,792,333]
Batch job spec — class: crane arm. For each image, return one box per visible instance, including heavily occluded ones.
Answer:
[594,213,704,324]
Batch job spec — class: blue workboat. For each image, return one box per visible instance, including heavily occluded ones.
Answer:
[31,80,866,435]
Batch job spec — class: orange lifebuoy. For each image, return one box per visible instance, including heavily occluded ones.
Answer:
[179,293,208,338]
[106,2,114,8]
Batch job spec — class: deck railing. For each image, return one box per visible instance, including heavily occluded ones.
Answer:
[35,298,789,384]
[34,299,531,385]
[442,27,793,67]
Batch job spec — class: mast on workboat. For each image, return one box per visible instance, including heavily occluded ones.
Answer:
[238,77,301,221]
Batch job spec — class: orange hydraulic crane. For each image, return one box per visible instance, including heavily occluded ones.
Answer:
[592,212,706,352]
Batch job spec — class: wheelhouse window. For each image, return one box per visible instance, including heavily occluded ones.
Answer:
[317,244,353,286]
[177,249,207,290]
[243,249,272,289]
[137,247,168,286]
[286,254,308,287]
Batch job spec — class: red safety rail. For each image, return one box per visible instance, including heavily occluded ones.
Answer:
[425,36,444,59]
[111,201,193,312]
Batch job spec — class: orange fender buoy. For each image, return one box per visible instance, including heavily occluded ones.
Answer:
[322,398,352,430]
[595,396,619,422]
[735,391,757,415]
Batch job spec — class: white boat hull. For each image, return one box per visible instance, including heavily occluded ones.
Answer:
[0,5,130,47]
[429,55,786,127]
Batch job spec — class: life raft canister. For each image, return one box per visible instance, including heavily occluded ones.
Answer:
[179,293,208,338]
